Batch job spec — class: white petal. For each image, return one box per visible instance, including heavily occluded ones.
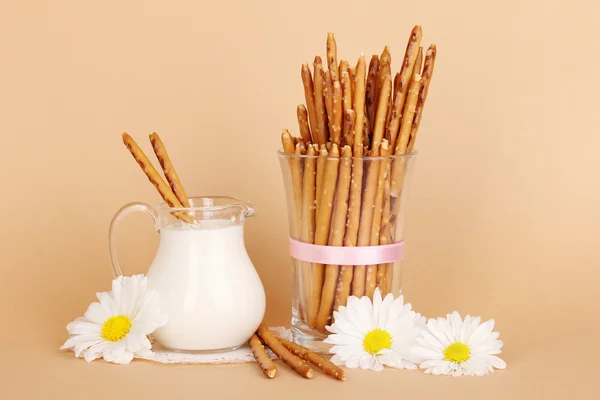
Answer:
[359,355,375,370]
[427,319,451,346]
[490,355,507,369]
[66,320,101,335]
[412,346,443,360]
[84,302,109,325]
[83,342,108,362]
[467,319,495,348]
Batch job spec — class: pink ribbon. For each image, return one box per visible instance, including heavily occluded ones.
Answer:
[289,238,404,265]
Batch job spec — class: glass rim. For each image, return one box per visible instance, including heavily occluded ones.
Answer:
[276,148,417,160]
[155,195,255,213]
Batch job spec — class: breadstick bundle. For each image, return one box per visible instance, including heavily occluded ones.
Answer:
[248,325,346,380]
[278,26,437,340]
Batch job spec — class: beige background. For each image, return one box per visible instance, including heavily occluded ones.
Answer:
[2,0,600,398]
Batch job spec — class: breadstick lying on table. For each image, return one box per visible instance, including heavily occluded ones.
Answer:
[122,133,193,224]
[249,334,277,378]
[149,132,191,208]
[257,325,314,379]
[278,337,347,381]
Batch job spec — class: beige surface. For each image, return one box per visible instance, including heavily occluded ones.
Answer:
[2,0,600,398]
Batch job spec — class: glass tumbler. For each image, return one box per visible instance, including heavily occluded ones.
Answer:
[278,150,417,352]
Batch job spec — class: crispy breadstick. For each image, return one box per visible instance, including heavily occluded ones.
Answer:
[327,32,339,84]
[349,66,356,94]
[352,56,366,154]
[313,57,329,145]
[316,145,351,332]
[387,26,423,151]
[257,325,314,379]
[342,109,355,148]
[324,70,334,134]
[379,151,393,295]
[331,81,343,145]
[414,46,424,79]
[279,337,347,381]
[366,55,380,132]
[352,74,390,296]
[301,64,319,142]
[315,147,328,225]
[249,334,276,378]
[149,133,191,209]
[301,144,318,325]
[310,145,340,324]
[340,63,353,115]
[408,44,436,152]
[122,133,193,224]
[370,75,392,152]
[367,140,391,297]
[379,47,392,130]
[393,72,400,102]
[282,130,303,237]
[395,74,422,155]
[363,115,371,148]
[296,105,313,144]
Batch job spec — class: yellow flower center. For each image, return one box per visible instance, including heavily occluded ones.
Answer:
[444,342,471,363]
[363,329,392,355]
[101,315,132,342]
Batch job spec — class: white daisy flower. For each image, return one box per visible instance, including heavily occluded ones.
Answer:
[323,288,423,371]
[61,274,167,364]
[412,311,506,376]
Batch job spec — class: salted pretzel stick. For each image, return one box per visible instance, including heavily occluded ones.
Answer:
[282,130,303,237]
[366,55,380,132]
[313,57,329,145]
[331,81,343,145]
[149,133,191,209]
[387,26,423,151]
[368,140,391,297]
[327,32,339,84]
[395,74,422,155]
[296,105,313,144]
[324,70,334,135]
[352,56,366,153]
[352,75,391,297]
[342,109,355,148]
[315,147,328,227]
[279,337,346,381]
[370,75,392,152]
[316,145,351,332]
[310,144,340,325]
[414,46,424,79]
[393,72,400,102]
[349,66,356,94]
[301,144,318,325]
[257,325,314,379]
[122,133,193,224]
[340,62,353,113]
[301,64,319,142]
[249,334,276,378]
[408,44,436,152]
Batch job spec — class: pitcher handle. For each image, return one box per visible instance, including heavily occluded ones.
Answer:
[108,202,158,277]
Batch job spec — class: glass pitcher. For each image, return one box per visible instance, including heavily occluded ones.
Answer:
[108,196,266,352]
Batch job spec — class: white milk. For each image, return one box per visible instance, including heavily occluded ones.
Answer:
[146,220,266,351]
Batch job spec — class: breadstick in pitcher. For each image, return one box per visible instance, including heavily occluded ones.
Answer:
[366,55,380,132]
[149,133,191,208]
[352,55,367,153]
[388,26,422,151]
[340,62,353,114]
[327,32,339,84]
[301,64,319,142]
[249,334,277,378]
[408,44,437,152]
[301,144,318,326]
[324,70,334,134]
[313,57,329,145]
[310,144,340,325]
[352,75,391,297]
[316,145,352,332]
[395,74,422,156]
[296,105,313,144]
[342,109,355,148]
[122,133,193,224]
[257,325,314,379]
[315,147,328,225]
[368,140,391,297]
[331,81,343,145]
[279,337,347,381]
